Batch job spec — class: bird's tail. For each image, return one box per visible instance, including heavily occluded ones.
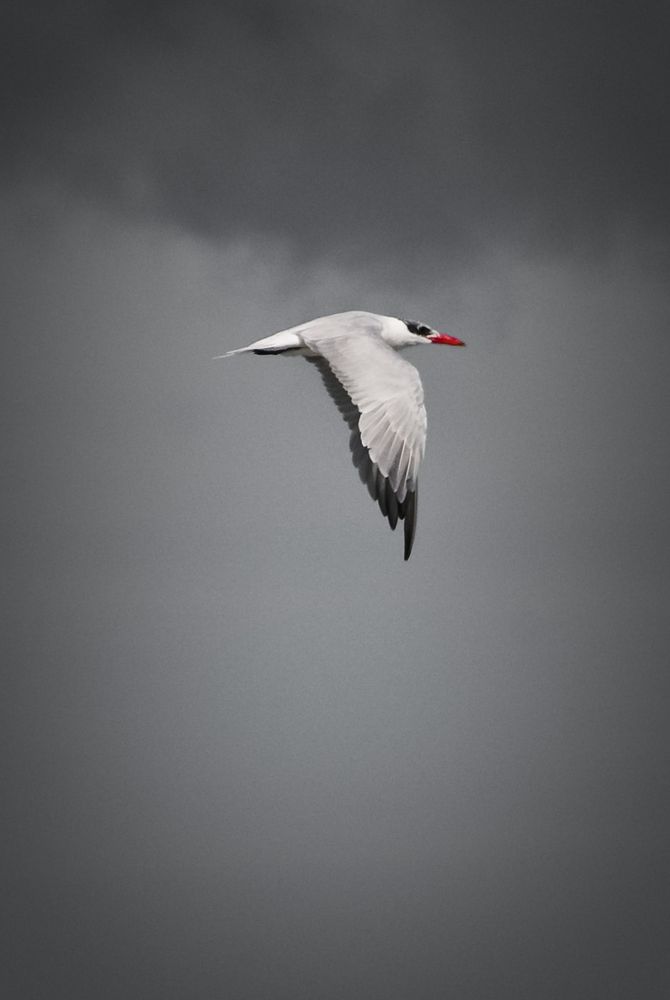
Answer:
[212,346,252,359]
[212,329,304,360]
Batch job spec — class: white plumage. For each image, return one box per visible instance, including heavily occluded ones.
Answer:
[217,310,464,560]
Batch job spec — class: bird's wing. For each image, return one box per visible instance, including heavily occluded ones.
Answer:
[303,329,427,560]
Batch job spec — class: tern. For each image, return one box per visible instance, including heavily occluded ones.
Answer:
[217,311,464,560]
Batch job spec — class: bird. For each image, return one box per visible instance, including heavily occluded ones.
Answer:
[216,310,464,560]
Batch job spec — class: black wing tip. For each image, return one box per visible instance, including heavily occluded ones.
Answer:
[373,476,419,559]
[402,489,417,560]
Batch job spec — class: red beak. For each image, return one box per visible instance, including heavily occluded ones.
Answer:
[428,333,465,346]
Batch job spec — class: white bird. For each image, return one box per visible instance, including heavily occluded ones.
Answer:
[217,311,464,560]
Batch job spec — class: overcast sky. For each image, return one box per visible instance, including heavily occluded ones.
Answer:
[3,2,670,998]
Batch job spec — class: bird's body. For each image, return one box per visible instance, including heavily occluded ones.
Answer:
[217,311,464,559]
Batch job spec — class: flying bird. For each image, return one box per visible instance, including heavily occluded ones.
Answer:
[217,311,464,560]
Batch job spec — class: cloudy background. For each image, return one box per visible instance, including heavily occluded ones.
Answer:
[3,1,669,997]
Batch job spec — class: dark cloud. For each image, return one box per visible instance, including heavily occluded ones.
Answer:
[3,0,669,270]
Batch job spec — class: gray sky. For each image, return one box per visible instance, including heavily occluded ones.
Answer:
[3,2,669,998]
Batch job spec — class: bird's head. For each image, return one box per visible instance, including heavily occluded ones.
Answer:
[403,319,465,347]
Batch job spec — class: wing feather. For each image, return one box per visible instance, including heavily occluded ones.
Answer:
[304,327,427,560]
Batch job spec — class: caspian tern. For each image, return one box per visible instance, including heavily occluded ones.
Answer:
[217,311,464,560]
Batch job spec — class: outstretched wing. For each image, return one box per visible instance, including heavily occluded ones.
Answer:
[303,331,427,560]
